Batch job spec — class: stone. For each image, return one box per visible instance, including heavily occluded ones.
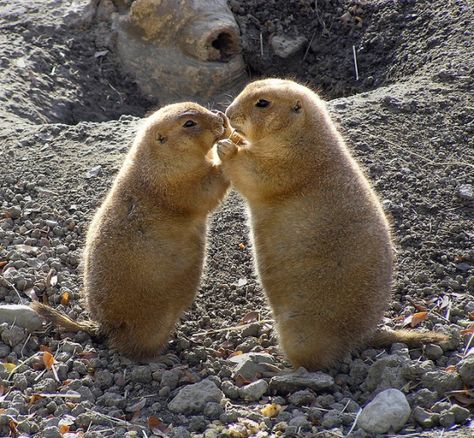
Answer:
[458,353,474,386]
[421,370,463,395]
[85,165,102,179]
[130,366,152,383]
[457,184,473,201]
[230,352,278,380]
[413,406,437,428]
[423,344,444,361]
[270,34,307,58]
[269,367,334,394]
[357,389,411,434]
[362,354,408,392]
[238,379,268,401]
[0,304,44,331]
[1,325,26,347]
[288,389,315,406]
[449,404,471,424]
[168,379,223,414]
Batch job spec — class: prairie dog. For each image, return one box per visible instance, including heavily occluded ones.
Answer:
[217,79,448,369]
[33,103,230,359]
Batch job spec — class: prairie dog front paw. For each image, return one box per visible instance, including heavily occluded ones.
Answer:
[217,139,238,160]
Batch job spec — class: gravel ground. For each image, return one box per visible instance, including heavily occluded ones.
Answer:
[1,0,473,437]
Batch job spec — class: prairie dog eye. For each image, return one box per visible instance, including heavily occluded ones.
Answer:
[255,99,270,108]
[183,120,197,128]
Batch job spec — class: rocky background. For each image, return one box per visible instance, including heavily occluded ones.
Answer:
[0,0,473,437]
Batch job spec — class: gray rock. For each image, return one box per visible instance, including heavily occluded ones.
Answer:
[288,389,315,406]
[0,304,44,331]
[85,165,102,179]
[457,184,473,201]
[449,404,471,424]
[269,367,334,394]
[362,354,408,392]
[413,406,437,428]
[161,369,180,390]
[130,366,152,383]
[357,388,411,434]
[321,410,343,428]
[439,410,456,428]
[270,34,307,58]
[203,401,223,420]
[421,370,463,395]
[288,414,311,430]
[42,426,62,438]
[230,352,278,380]
[221,380,239,399]
[4,206,21,219]
[458,353,474,386]
[238,379,268,401]
[168,379,223,414]
[423,344,444,360]
[1,325,26,347]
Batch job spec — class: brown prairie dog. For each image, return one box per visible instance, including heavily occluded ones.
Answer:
[33,102,230,360]
[217,79,448,370]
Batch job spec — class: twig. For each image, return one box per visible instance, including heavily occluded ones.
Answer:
[303,29,317,62]
[352,45,359,81]
[346,408,362,437]
[259,32,264,58]
[463,332,474,356]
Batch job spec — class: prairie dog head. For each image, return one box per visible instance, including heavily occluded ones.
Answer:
[225,79,319,144]
[140,102,226,160]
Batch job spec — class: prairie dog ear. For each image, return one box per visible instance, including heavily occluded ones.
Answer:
[156,133,167,144]
[292,100,303,113]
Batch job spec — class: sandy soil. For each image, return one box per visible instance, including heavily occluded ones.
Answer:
[0,0,473,437]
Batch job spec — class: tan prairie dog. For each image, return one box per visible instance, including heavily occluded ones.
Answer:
[217,79,449,370]
[33,103,230,360]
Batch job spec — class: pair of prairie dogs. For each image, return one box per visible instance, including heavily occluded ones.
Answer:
[33,79,448,369]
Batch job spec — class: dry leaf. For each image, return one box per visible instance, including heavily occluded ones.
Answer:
[404,311,429,328]
[24,287,39,301]
[148,416,168,434]
[29,394,43,405]
[60,291,70,306]
[461,324,474,336]
[438,295,451,310]
[261,403,281,418]
[78,350,97,359]
[240,311,259,324]
[43,351,55,369]
[469,312,474,321]
[407,297,428,313]
[8,419,18,438]
[228,351,243,358]
[445,365,457,373]
[2,363,17,374]
[45,269,58,288]
[238,243,246,250]
[234,373,252,387]
[0,261,7,268]
[59,424,70,434]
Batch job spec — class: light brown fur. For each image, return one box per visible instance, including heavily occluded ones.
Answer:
[217,79,449,370]
[33,102,230,360]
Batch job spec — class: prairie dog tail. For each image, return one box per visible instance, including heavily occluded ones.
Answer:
[369,328,451,349]
[31,302,101,337]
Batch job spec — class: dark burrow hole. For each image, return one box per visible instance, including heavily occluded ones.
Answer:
[211,32,238,62]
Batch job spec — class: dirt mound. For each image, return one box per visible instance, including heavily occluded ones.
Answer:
[0,0,473,436]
